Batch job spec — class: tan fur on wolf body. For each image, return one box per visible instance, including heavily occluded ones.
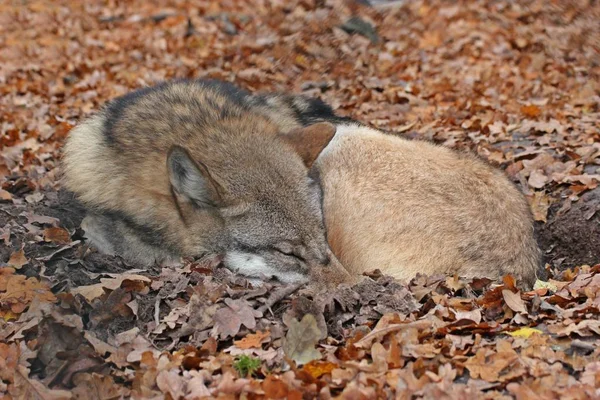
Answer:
[62,79,353,285]
[313,123,541,287]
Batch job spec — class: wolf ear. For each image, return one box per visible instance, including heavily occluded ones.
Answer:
[281,122,336,169]
[167,146,222,208]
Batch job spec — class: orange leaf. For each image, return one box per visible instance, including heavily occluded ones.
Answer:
[302,360,338,379]
[0,189,12,201]
[234,330,270,349]
[0,274,56,314]
[43,227,71,245]
[262,375,288,399]
[520,104,541,118]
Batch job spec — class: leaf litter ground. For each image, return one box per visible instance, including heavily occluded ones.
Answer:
[1,0,600,398]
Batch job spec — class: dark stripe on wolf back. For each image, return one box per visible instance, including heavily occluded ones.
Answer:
[101,79,252,147]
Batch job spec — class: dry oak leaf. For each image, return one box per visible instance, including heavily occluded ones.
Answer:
[464,341,522,382]
[213,298,259,338]
[12,365,72,399]
[0,274,56,313]
[8,249,28,269]
[0,342,19,381]
[156,369,185,400]
[520,104,541,118]
[302,360,338,379]
[71,373,129,400]
[70,274,151,302]
[283,314,322,365]
[502,290,527,314]
[43,227,71,245]
[262,375,289,399]
[234,330,270,349]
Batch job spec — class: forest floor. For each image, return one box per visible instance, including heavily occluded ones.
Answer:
[1,0,600,398]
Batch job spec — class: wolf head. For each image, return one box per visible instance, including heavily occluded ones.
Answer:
[167,121,338,284]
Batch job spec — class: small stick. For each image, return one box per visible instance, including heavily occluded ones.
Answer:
[353,320,432,348]
[258,283,303,314]
[154,297,161,328]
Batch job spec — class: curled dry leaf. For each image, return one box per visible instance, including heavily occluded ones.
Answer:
[70,274,151,302]
[283,314,323,365]
[502,290,527,314]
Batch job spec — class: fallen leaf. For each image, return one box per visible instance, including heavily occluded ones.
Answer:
[302,360,338,379]
[508,327,543,338]
[234,330,270,349]
[262,375,289,399]
[283,314,322,365]
[0,189,13,201]
[520,104,541,118]
[0,342,19,381]
[8,249,28,269]
[213,298,259,338]
[533,280,558,292]
[0,274,56,313]
[528,191,550,222]
[70,274,151,301]
[502,290,527,314]
[156,370,185,400]
[12,366,72,399]
[464,341,522,382]
[528,169,548,189]
[71,373,128,400]
[43,227,71,245]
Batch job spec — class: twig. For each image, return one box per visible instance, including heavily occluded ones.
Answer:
[154,297,161,328]
[257,283,304,314]
[353,319,432,348]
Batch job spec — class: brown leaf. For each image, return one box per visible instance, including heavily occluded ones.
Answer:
[528,191,550,222]
[520,104,541,118]
[13,366,72,399]
[234,330,270,349]
[213,298,259,338]
[262,375,289,399]
[302,360,338,379]
[0,274,56,313]
[201,337,218,354]
[43,227,71,245]
[0,342,19,381]
[464,341,521,382]
[70,274,151,302]
[502,290,527,314]
[0,189,13,201]
[8,249,28,269]
[71,373,128,400]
